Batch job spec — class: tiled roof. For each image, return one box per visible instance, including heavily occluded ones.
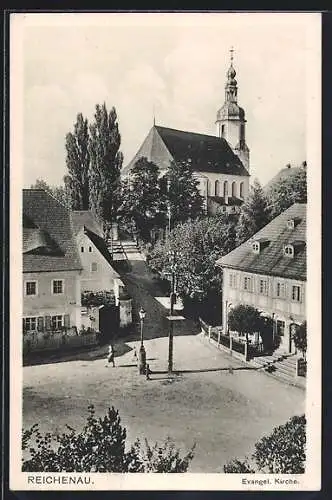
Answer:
[83,228,119,277]
[23,189,82,273]
[216,203,306,281]
[71,210,104,237]
[122,125,249,177]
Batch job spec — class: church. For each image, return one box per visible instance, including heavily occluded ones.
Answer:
[122,51,250,214]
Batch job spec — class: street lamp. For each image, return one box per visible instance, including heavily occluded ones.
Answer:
[138,307,147,374]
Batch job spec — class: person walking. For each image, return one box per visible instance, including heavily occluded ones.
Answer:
[145,363,152,380]
[107,344,115,367]
[132,346,138,363]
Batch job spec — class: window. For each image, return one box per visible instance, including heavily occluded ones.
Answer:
[284,245,294,258]
[26,281,37,296]
[259,279,268,295]
[215,180,220,196]
[232,181,236,197]
[91,262,97,272]
[221,124,225,137]
[240,182,244,199]
[51,315,63,330]
[24,317,37,331]
[223,181,229,197]
[229,273,237,289]
[276,282,285,298]
[52,280,63,294]
[240,123,245,143]
[252,242,260,254]
[292,285,301,302]
[81,246,84,253]
[243,276,252,292]
[89,246,93,253]
[287,219,295,230]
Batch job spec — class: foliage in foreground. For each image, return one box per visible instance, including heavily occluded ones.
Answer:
[22,405,195,473]
[224,415,306,474]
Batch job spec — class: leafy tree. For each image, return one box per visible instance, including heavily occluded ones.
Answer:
[30,178,71,209]
[224,415,306,474]
[65,113,90,210]
[120,157,165,241]
[22,404,195,473]
[292,321,307,360]
[267,167,307,218]
[228,304,262,343]
[89,103,123,223]
[148,214,237,316]
[236,179,271,245]
[165,160,203,227]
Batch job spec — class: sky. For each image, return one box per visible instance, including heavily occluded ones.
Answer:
[13,13,319,187]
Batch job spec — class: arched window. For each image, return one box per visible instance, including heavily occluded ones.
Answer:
[221,124,225,137]
[232,181,236,197]
[215,180,220,196]
[206,179,210,196]
[223,181,228,197]
[240,182,244,199]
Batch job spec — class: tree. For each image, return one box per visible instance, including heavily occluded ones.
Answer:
[227,304,262,343]
[267,168,307,218]
[224,415,306,474]
[120,157,165,241]
[292,321,307,360]
[165,160,203,227]
[236,179,271,245]
[89,103,123,223]
[147,214,237,319]
[22,404,195,473]
[30,178,71,209]
[65,113,90,210]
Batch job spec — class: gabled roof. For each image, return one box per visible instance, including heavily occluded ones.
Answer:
[83,228,119,276]
[216,203,306,281]
[122,125,249,177]
[71,210,103,237]
[23,189,82,273]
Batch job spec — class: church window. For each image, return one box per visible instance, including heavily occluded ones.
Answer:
[221,124,225,137]
[206,180,210,196]
[215,180,220,196]
[240,182,244,199]
[232,181,236,197]
[223,181,229,197]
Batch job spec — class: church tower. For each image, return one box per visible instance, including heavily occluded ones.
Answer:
[216,49,250,172]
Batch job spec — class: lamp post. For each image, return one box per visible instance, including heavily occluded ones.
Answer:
[138,307,146,374]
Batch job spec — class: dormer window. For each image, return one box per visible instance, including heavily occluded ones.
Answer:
[284,245,294,258]
[252,241,260,254]
[287,219,295,229]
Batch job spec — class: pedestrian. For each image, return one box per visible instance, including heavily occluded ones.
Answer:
[145,363,152,380]
[228,366,234,375]
[107,344,115,367]
[132,346,138,362]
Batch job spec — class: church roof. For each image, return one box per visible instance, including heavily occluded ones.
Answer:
[216,203,306,281]
[122,125,249,177]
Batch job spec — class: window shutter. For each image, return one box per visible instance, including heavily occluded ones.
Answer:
[45,315,51,330]
[64,314,70,328]
[37,316,44,331]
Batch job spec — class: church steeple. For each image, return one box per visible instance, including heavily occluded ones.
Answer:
[215,48,250,172]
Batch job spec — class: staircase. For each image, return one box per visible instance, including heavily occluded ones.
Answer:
[250,350,306,389]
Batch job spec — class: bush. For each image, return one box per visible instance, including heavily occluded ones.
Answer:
[224,415,306,474]
[22,404,195,473]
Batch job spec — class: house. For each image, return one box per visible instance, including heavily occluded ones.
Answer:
[216,203,306,353]
[71,210,132,329]
[23,189,83,334]
[122,52,250,213]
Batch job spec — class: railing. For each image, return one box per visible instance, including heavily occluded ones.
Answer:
[199,317,261,360]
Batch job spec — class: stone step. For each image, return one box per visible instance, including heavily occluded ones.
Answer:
[274,362,296,377]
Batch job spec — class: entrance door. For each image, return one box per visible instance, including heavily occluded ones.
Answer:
[276,320,286,351]
[99,305,119,344]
